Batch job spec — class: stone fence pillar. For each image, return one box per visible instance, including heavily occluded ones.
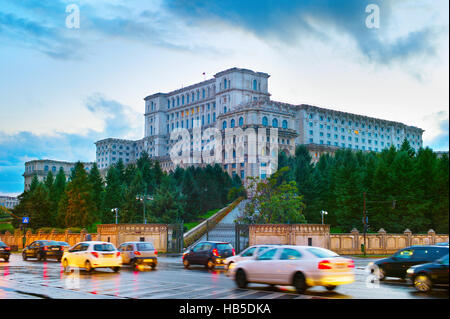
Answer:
[351,228,359,250]
[428,229,436,245]
[378,228,387,250]
[404,229,412,246]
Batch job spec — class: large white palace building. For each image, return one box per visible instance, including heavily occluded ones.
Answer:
[95,67,423,180]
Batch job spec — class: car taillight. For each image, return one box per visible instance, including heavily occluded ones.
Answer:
[134,251,141,255]
[43,246,48,251]
[318,260,332,269]
[348,260,355,268]
[232,248,236,256]
[154,249,158,255]
[5,247,10,251]
[212,248,219,257]
[116,252,120,257]
[91,252,99,258]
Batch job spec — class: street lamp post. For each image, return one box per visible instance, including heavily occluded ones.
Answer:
[136,194,153,224]
[320,210,328,225]
[111,208,119,224]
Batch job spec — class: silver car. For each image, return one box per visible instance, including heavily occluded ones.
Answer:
[118,242,158,269]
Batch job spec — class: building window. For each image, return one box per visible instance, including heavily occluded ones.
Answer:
[253,79,258,91]
[262,116,268,126]
[239,117,244,126]
[230,119,235,128]
[282,120,288,129]
[272,118,278,128]
[223,121,227,129]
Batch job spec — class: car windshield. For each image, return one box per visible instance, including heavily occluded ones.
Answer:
[93,244,115,251]
[136,243,154,251]
[307,247,339,258]
[217,243,233,250]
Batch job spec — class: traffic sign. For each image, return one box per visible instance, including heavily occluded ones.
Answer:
[22,217,29,224]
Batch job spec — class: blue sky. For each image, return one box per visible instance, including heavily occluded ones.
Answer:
[0,0,448,195]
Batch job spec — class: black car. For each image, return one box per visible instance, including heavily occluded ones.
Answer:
[371,245,449,280]
[406,254,449,292]
[22,240,67,261]
[183,241,235,269]
[0,241,11,262]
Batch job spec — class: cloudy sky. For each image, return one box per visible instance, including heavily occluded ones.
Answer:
[0,0,448,195]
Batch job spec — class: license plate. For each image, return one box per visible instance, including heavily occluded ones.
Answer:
[143,259,154,262]
[335,264,346,268]
[103,254,113,258]
[52,248,59,250]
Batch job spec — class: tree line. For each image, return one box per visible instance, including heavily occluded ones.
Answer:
[277,140,449,233]
[12,152,244,231]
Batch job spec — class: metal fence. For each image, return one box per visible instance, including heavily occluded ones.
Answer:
[204,222,249,254]
[167,223,184,253]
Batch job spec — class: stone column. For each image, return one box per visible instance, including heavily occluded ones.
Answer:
[404,229,412,247]
[378,228,387,252]
[351,228,359,250]
[428,229,436,245]
[64,229,70,244]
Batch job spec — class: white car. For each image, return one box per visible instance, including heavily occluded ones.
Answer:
[229,245,355,293]
[225,245,276,271]
[62,241,122,273]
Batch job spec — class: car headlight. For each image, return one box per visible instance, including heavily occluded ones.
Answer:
[406,268,414,274]
[228,263,236,270]
[368,262,374,267]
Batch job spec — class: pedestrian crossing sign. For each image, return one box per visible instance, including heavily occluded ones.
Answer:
[22,217,29,224]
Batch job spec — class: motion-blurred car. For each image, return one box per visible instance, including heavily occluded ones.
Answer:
[435,242,449,246]
[118,241,158,268]
[183,241,235,269]
[369,245,449,280]
[406,254,449,292]
[225,245,276,271]
[0,241,11,261]
[55,241,70,251]
[62,241,121,273]
[229,245,355,293]
[22,240,67,261]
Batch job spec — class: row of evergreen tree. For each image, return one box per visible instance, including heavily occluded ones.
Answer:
[12,152,244,231]
[278,140,449,233]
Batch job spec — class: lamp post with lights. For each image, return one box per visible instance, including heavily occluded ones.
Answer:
[320,210,328,225]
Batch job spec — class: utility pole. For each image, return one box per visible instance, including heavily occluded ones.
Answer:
[363,192,367,257]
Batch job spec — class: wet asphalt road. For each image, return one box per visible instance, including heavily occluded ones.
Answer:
[0,253,448,299]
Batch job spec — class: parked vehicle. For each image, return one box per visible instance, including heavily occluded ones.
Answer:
[0,241,11,261]
[22,240,66,261]
[229,245,355,293]
[225,245,276,271]
[183,241,235,269]
[118,241,158,268]
[62,241,121,273]
[369,245,449,280]
[406,254,449,292]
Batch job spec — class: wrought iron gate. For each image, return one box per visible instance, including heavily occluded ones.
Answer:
[167,223,184,253]
[235,223,249,254]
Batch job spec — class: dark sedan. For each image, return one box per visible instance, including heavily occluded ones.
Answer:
[22,240,67,261]
[0,241,11,261]
[407,254,449,292]
[371,245,449,280]
[182,241,235,269]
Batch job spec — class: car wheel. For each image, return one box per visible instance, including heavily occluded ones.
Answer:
[373,266,386,281]
[62,259,70,273]
[183,258,190,269]
[236,269,248,288]
[131,259,137,268]
[206,259,215,270]
[38,252,46,261]
[85,260,93,273]
[293,272,307,294]
[414,274,432,292]
[325,285,337,291]
[4,257,9,262]
[111,267,120,273]
[22,253,27,261]
[151,264,157,270]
